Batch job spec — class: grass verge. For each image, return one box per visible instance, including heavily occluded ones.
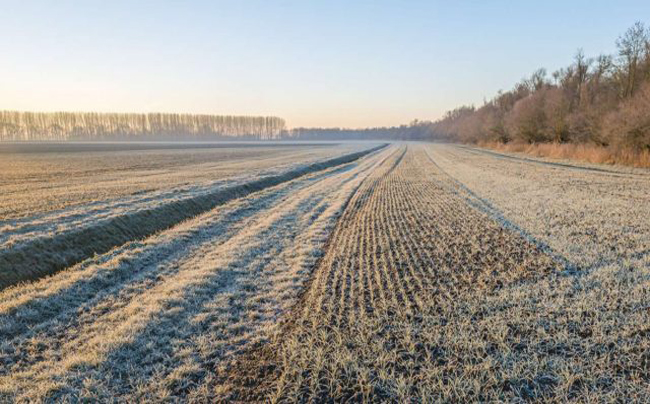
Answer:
[478,141,650,168]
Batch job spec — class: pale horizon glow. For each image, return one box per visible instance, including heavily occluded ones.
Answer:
[1,1,648,128]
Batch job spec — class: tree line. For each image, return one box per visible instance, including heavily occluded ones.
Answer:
[3,22,648,148]
[0,111,286,141]
[428,22,650,151]
[282,121,432,141]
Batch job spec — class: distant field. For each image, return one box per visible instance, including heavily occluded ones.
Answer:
[0,141,363,219]
[0,141,381,288]
[1,142,648,402]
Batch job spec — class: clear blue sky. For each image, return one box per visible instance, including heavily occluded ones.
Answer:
[1,1,648,128]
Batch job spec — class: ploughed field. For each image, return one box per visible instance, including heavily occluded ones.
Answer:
[1,142,649,402]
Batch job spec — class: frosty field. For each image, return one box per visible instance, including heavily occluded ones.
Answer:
[0,142,375,287]
[1,142,648,402]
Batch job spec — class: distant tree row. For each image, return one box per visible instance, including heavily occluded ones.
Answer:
[429,22,650,150]
[282,121,432,141]
[0,111,286,141]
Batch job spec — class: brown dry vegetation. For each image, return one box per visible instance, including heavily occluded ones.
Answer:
[428,22,650,166]
[287,23,650,166]
[478,141,650,168]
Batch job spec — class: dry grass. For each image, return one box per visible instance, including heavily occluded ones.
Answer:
[478,140,650,168]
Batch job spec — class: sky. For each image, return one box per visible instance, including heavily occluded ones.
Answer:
[1,1,649,128]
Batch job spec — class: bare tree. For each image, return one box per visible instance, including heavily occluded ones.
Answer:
[0,112,286,142]
[425,22,650,150]
[616,21,648,97]
[573,49,592,107]
[526,68,548,92]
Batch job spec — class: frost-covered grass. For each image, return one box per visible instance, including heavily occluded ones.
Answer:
[223,144,650,402]
[3,142,648,402]
[0,143,363,220]
[0,145,392,402]
[0,143,382,288]
[426,143,650,270]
